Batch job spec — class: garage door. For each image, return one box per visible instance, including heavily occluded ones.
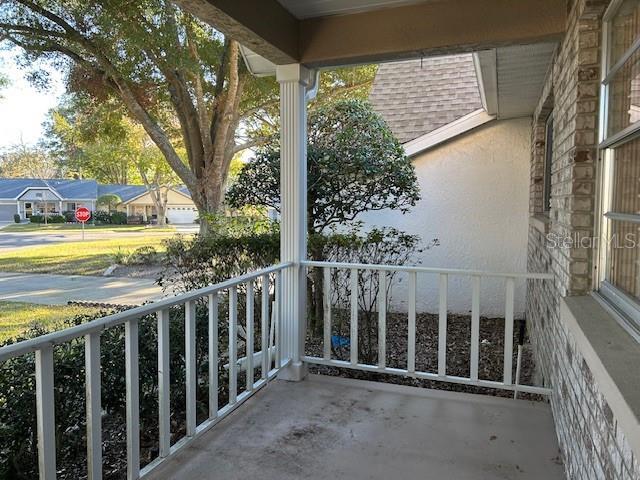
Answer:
[0,204,17,221]
[166,206,198,224]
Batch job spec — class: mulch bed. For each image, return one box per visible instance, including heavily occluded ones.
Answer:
[305,312,544,401]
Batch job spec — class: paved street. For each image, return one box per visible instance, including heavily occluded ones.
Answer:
[0,272,164,305]
[0,224,197,250]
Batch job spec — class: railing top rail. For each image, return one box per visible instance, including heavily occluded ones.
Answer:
[301,260,554,280]
[0,263,293,363]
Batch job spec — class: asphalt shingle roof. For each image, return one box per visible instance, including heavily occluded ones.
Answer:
[97,184,148,203]
[0,178,97,200]
[0,179,191,202]
[369,54,482,144]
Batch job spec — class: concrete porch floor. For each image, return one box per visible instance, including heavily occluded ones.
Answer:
[147,375,564,480]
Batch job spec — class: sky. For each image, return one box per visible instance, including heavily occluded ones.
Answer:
[0,50,65,149]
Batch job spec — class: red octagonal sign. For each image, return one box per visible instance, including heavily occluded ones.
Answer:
[75,207,91,223]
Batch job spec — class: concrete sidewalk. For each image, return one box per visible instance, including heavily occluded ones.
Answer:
[0,272,164,305]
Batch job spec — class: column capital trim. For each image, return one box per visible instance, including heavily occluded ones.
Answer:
[276,64,315,86]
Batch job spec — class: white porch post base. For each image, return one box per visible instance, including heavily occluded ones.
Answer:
[276,64,315,382]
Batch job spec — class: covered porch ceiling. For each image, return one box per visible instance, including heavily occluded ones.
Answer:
[175,0,566,68]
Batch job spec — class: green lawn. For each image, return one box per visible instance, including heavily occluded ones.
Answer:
[0,236,172,275]
[0,301,100,342]
[2,223,175,233]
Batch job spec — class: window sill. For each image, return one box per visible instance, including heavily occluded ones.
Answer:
[529,215,551,234]
[561,296,640,457]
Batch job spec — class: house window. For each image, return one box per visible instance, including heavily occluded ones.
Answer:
[599,0,640,335]
[543,113,554,213]
[66,203,76,211]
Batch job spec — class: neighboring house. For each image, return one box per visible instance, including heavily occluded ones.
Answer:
[0,178,198,224]
[0,178,98,220]
[98,184,198,224]
[362,54,543,316]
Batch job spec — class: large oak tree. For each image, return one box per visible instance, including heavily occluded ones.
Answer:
[0,0,375,232]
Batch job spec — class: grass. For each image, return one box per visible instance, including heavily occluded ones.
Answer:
[0,301,100,342]
[2,223,176,233]
[0,235,172,275]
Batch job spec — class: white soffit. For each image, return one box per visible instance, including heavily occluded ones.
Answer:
[473,42,557,119]
[240,46,277,77]
[275,0,432,19]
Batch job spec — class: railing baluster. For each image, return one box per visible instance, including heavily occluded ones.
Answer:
[323,267,332,361]
[503,278,515,385]
[275,271,281,369]
[378,270,387,369]
[229,287,238,404]
[470,276,481,382]
[350,268,359,365]
[209,293,219,418]
[35,345,56,480]
[157,309,170,457]
[438,273,448,377]
[246,281,254,391]
[408,271,417,374]
[85,332,102,480]
[185,301,197,437]
[261,275,269,379]
[125,320,140,480]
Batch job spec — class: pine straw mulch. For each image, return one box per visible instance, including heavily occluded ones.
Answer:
[305,312,545,401]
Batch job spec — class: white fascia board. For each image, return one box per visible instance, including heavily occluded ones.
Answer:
[473,50,498,116]
[14,186,63,201]
[403,109,495,157]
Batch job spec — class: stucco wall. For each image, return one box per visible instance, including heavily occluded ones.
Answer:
[358,117,531,316]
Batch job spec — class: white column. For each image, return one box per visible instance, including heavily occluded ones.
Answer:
[276,64,315,381]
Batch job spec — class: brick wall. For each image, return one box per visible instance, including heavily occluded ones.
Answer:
[527,0,640,478]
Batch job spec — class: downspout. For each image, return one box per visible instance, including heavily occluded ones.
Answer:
[305,71,320,102]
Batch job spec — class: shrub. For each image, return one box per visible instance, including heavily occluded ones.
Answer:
[0,305,235,479]
[159,232,280,293]
[62,211,76,223]
[13,214,20,223]
[47,214,65,223]
[92,210,111,224]
[111,247,130,265]
[306,226,425,361]
[110,211,127,225]
[29,215,42,223]
[198,212,277,237]
[128,246,157,265]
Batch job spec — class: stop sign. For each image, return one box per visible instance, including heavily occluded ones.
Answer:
[75,207,91,223]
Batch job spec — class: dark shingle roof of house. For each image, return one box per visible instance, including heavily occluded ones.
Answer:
[0,178,194,202]
[46,179,97,199]
[0,178,98,200]
[97,184,148,203]
[369,54,482,144]
[98,184,192,202]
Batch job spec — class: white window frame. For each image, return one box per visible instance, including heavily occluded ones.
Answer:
[596,0,640,340]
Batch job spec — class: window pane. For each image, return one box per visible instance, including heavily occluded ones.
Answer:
[611,0,640,66]
[608,220,640,299]
[608,50,640,137]
[611,135,640,214]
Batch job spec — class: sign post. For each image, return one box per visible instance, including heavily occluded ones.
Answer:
[74,207,91,240]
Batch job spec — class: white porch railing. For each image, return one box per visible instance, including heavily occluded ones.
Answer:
[302,261,554,396]
[0,263,292,480]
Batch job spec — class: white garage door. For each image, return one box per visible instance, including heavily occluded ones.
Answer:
[166,206,198,224]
